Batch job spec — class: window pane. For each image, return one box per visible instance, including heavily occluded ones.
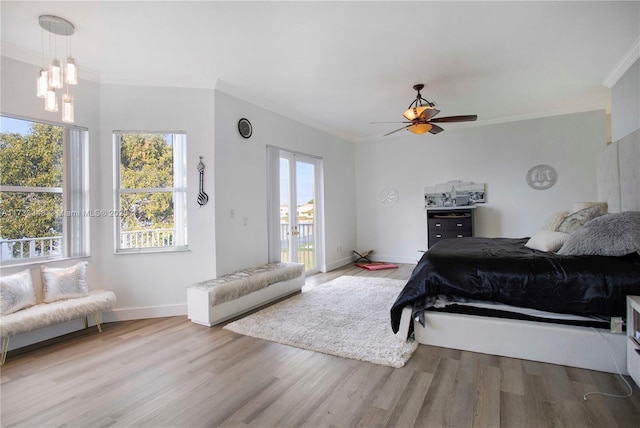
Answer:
[120,192,175,249]
[0,192,63,261]
[119,133,174,189]
[0,116,88,263]
[0,119,63,187]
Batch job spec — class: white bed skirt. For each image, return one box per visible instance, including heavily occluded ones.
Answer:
[397,306,627,374]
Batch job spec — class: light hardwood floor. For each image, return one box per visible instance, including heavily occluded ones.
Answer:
[2,264,640,427]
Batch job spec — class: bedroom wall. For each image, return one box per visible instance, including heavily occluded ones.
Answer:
[611,58,639,142]
[97,84,217,318]
[354,110,607,263]
[213,90,357,275]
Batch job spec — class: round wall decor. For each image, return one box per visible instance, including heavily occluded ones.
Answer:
[378,186,399,207]
[238,118,252,139]
[526,164,557,190]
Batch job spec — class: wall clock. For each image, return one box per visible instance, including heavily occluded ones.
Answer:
[526,164,557,190]
[238,118,252,139]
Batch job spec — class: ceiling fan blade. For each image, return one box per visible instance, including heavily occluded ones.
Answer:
[430,115,478,123]
[383,125,411,136]
[370,121,413,124]
[428,124,444,134]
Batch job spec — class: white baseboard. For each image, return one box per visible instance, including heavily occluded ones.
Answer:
[102,304,187,322]
[324,255,355,272]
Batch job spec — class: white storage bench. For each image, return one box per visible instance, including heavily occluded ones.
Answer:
[187,262,305,326]
[0,290,116,364]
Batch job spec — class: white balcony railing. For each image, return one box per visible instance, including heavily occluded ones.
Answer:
[1,229,177,261]
[120,228,175,249]
[0,236,62,261]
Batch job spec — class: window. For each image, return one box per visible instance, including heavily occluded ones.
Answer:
[0,115,89,263]
[114,132,187,253]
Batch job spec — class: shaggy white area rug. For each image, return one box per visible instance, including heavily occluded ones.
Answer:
[223,276,418,368]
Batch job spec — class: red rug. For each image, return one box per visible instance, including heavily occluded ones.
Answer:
[355,262,398,271]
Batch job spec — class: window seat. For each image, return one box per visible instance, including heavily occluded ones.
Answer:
[0,290,116,364]
[187,262,305,326]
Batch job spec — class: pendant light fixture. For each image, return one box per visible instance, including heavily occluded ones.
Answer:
[37,15,78,123]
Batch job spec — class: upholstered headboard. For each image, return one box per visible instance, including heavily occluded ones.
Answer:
[597,129,640,212]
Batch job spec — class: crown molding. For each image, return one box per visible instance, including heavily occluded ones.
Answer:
[1,42,101,83]
[602,36,640,88]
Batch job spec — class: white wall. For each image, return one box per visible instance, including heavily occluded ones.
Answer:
[213,90,357,275]
[98,84,216,318]
[355,110,607,263]
[611,58,640,142]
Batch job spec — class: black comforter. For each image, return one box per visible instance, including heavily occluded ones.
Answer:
[390,237,640,333]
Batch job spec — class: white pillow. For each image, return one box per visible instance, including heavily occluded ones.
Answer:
[543,211,569,231]
[41,262,89,303]
[1,269,36,315]
[525,231,570,252]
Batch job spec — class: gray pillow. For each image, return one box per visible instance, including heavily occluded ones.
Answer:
[557,211,640,256]
[557,204,606,234]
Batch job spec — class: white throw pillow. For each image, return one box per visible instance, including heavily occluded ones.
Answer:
[543,211,569,231]
[1,269,36,315]
[41,262,89,303]
[525,231,570,252]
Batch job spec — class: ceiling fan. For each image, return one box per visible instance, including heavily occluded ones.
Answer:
[373,84,478,136]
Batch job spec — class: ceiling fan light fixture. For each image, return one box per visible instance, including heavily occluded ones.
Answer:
[403,105,433,121]
[407,123,433,134]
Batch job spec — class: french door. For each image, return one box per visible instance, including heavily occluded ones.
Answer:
[268,147,323,274]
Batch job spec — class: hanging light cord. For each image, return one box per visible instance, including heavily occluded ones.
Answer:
[582,328,633,401]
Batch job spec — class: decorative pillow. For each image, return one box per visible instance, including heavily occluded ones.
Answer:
[557,211,640,256]
[41,262,89,303]
[525,231,570,252]
[557,204,606,234]
[543,211,569,231]
[1,269,36,315]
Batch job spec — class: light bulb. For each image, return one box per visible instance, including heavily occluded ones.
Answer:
[49,59,63,89]
[66,57,77,85]
[36,69,48,98]
[407,123,432,134]
[62,94,74,123]
[45,88,58,112]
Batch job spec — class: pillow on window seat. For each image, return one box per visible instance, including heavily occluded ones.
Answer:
[1,269,36,315]
[41,262,89,303]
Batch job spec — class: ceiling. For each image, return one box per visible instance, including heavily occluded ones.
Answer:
[2,1,639,142]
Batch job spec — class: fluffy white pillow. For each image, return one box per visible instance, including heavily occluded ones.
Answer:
[1,269,36,315]
[41,262,89,303]
[525,231,570,252]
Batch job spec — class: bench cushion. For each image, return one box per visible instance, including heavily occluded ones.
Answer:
[0,290,116,337]
[190,263,304,306]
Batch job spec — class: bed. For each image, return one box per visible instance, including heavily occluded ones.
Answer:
[391,236,640,334]
[391,135,640,374]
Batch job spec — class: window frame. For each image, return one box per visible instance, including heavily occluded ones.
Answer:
[0,114,89,265]
[112,131,188,254]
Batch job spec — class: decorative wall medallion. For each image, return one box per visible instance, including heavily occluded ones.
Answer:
[378,186,399,207]
[238,118,252,139]
[526,164,557,190]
